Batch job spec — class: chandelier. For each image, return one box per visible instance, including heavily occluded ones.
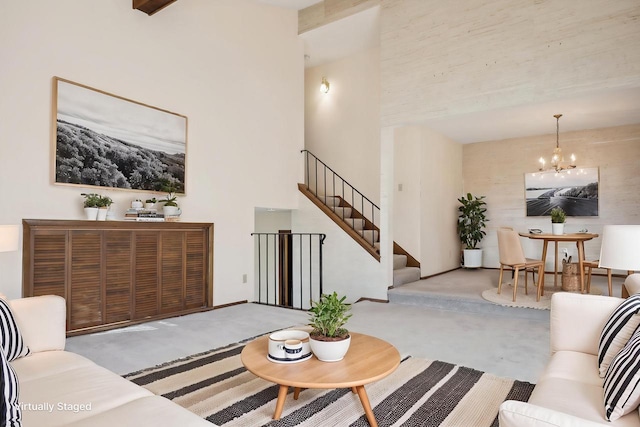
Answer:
[538,114,576,172]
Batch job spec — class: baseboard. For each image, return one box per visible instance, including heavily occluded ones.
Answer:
[214,300,248,309]
[355,297,389,304]
[420,267,462,280]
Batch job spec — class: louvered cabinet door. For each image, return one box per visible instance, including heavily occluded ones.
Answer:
[133,232,160,320]
[186,230,206,309]
[69,230,103,330]
[29,231,67,299]
[105,231,133,324]
[160,232,185,314]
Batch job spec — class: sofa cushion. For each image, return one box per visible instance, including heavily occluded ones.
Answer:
[10,351,95,383]
[0,347,21,426]
[530,377,639,426]
[9,295,66,353]
[19,362,153,427]
[63,396,213,427]
[0,298,30,362]
[604,327,640,421]
[500,400,616,427]
[538,351,602,386]
[599,294,640,377]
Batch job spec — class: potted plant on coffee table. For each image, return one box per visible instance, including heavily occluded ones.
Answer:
[457,193,489,268]
[550,207,566,235]
[308,292,352,362]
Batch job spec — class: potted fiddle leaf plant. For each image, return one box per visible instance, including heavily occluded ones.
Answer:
[550,207,566,235]
[457,193,489,268]
[308,292,352,362]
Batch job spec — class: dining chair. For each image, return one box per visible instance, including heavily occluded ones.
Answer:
[584,260,612,296]
[497,228,545,302]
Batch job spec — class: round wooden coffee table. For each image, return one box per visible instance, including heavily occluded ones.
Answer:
[241,332,400,427]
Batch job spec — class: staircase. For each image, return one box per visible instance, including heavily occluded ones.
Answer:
[300,150,421,287]
[393,254,421,287]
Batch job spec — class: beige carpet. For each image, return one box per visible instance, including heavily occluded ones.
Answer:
[482,284,603,310]
[124,338,534,426]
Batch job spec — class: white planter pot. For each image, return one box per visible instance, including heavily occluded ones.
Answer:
[552,223,565,235]
[462,249,483,268]
[309,335,351,362]
[163,206,181,217]
[84,207,98,220]
[97,208,108,221]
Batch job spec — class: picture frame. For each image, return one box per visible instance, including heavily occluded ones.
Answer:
[52,77,187,194]
[524,167,599,217]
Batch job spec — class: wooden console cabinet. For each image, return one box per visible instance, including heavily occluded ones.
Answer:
[22,219,213,335]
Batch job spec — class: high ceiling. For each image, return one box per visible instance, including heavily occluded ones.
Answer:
[256,0,321,10]
[257,1,640,144]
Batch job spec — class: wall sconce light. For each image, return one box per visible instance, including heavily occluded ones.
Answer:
[320,77,330,94]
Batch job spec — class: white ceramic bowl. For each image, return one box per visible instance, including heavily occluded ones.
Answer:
[268,330,310,361]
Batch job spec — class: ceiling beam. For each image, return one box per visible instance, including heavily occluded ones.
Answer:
[133,0,178,16]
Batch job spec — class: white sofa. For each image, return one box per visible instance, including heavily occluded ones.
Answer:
[624,273,640,297]
[499,291,640,427]
[8,295,212,427]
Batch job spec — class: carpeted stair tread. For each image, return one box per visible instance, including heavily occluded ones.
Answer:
[358,229,379,244]
[393,254,408,270]
[393,266,421,287]
[320,196,341,207]
[343,218,365,230]
[332,207,352,218]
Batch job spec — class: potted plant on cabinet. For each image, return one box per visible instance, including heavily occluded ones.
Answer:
[457,193,489,268]
[81,193,100,220]
[145,197,157,210]
[96,195,112,221]
[162,192,181,217]
[308,292,352,362]
[550,207,566,235]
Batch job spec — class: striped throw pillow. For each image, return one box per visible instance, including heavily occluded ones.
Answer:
[0,346,21,426]
[0,299,30,362]
[604,327,640,421]
[599,294,640,378]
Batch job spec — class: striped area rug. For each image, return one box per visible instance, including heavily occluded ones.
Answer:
[124,341,534,427]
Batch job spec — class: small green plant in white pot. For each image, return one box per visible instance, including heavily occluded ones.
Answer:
[81,193,101,220]
[308,292,352,362]
[457,193,489,268]
[96,195,112,221]
[550,207,566,235]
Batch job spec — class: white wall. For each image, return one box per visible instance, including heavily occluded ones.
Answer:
[420,128,463,275]
[393,128,421,258]
[0,0,304,303]
[304,47,381,204]
[463,124,640,273]
[291,193,387,302]
[392,126,463,276]
[380,0,640,126]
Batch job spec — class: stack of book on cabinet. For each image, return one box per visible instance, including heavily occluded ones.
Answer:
[124,209,165,222]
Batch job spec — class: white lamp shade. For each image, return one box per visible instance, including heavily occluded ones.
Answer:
[599,225,640,271]
[0,225,19,253]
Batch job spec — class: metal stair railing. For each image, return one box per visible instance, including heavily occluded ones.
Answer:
[251,232,325,310]
[301,149,380,248]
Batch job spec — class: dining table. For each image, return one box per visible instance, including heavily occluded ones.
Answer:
[519,232,599,293]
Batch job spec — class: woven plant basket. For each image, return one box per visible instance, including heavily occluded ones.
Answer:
[562,262,580,292]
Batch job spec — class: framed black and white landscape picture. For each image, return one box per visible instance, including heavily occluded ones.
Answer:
[52,77,187,194]
[524,168,599,217]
